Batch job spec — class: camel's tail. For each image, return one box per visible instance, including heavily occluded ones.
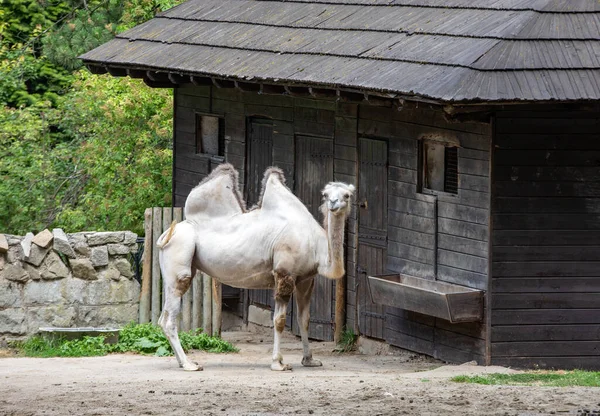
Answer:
[156,220,177,249]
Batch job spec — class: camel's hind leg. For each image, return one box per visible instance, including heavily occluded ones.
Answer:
[295,276,322,367]
[271,271,295,371]
[158,223,200,371]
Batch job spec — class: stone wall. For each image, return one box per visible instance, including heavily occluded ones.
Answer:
[0,230,140,341]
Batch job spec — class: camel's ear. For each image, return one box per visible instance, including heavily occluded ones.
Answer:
[347,184,356,194]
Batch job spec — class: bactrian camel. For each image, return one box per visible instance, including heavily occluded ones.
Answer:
[157,163,355,371]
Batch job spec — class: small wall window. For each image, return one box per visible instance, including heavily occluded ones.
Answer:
[420,140,458,195]
[196,114,224,156]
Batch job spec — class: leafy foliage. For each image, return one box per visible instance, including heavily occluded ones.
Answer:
[0,0,183,106]
[0,0,71,46]
[0,72,173,235]
[0,0,73,107]
[0,0,185,234]
[111,322,172,356]
[0,101,76,232]
[53,72,174,234]
[114,322,238,355]
[118,0,183,32]
[20,334,111,357]
[335,328,358,353]
[451,371,600,387]
[42,4,122,71]
[17,323,238,358]
[0,43,72,107]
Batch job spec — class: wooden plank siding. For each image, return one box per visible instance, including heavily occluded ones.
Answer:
[173,86,212,207]
[295,135,335,340]
[334,103,359,334]
[246,118,276,311]
[491,112,600,370]
[357,138,388,340]
[173,85,493,361]
[174,85,343,340]
[357,103,491,364]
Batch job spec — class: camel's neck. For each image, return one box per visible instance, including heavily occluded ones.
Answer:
[317,210,347,279]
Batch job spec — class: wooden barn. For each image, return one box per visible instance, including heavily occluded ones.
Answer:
[81,0,600,369]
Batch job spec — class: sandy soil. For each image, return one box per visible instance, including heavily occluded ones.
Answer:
[0,331,598,416]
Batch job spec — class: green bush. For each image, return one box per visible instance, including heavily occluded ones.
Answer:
[20,335,111,357]
[16,323,238,358]
[0,72,173,235]
[0,0,184,234]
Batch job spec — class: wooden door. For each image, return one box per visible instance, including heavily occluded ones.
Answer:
[357,138,388,339]
[294,135,335,341]
[246,118,275,309]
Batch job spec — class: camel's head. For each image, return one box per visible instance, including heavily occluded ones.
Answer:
[321,182,356,217]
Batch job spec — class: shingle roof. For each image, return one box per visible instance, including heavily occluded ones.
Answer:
[80,0,600,103]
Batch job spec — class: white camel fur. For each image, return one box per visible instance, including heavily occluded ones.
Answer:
[157,163,355,371]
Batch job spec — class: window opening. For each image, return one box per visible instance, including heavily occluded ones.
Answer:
[196,114,224,156]
[420,140,458,195]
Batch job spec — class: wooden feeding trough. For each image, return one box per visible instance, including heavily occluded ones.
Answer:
[367,274,484,323]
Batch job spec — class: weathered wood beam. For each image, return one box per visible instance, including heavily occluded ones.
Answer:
[337,90,365,103]
[361,92,393,107]
[86,64,108,75]
[107,66,127,77]
[212,78,235,89]
[234,80,261,92]
[126,68,146,79]
[284,85,311,97]
[138,208,153,324]
[443,105,492,123]
[309,87,337,99]
[168,73,188,85]
[260,84,286,95]
[190,75,212,86]
[144,71,175,88]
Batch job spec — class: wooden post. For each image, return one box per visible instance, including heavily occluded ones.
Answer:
[192,272,202,331]
[161,207,172,326]
[139,208,153,324]
[212,280,222,337]
[151,207,162,324]
[202,273,212,335]
[334,276,346,344]
[173,207,192,332]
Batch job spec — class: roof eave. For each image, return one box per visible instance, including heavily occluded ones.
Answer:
[82,61,600,110]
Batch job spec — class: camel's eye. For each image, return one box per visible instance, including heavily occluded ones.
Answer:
[344,193,350,199]
[323,193,329,199]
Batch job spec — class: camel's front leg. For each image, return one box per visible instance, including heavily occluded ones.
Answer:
[295,277,322,367]
[271,272,294,371]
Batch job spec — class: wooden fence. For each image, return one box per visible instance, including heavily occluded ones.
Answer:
[138,207,222,336]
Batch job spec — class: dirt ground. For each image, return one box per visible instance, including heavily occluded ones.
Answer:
[0,330,598,416]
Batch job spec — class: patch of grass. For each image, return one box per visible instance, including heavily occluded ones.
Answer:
[16,323,238,358]
[335,328,358,353]
[20,335,111,358]
[451,371,600,387]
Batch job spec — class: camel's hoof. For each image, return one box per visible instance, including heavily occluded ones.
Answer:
[301,358,323,367]
[182,362,203,371]
[271,362,293,371]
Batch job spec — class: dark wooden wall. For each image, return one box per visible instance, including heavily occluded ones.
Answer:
[173,85,213,207]
[492,110,600,370]
[173,84,493,362]
[173,85,354,341]
[356,104,492,364]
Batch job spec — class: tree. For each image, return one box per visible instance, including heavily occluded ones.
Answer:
[0,0,183,234]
